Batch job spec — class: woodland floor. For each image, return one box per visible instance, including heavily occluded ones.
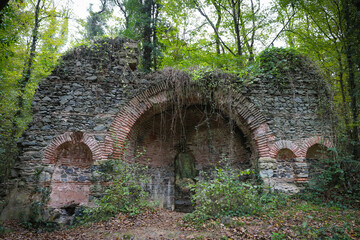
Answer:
[1,200,360,239]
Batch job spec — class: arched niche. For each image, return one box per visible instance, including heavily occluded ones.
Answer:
[56,142,93,168]
[275,148,296,182]
[105,83,274,209]
[276,148,296,162]
[306,143,330,184]
[126,104,253,169]
[48,132,94,209]
[121,104,255,211]
[105,83,274,162]
[306,143,330,160]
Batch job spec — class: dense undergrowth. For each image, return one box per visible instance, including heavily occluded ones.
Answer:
[297,150,360,209]
[73,156,153,226]
[2,153,359,239]
[1,151,359,239]
[183,158,288,227]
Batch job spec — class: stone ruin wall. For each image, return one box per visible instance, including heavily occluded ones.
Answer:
[0,38,333,221]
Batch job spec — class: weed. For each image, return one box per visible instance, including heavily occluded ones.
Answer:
[270,232,287,240]
[183,157,288,227]
[74,155,151,224]
[0,224,11,235]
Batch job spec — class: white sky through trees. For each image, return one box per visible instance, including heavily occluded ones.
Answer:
[57,0,282,52]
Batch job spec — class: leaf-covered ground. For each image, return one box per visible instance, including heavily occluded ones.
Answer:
[1,201,359,239]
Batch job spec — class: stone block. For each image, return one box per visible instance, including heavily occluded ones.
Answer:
[39,172,51,182]
[295,174,309,178]
[93,125,107,131]
[273,182,300,194]
[44,165,55,173]
[294,162,307,168]
[260,169,274,178]
[259,162,277,170]
[258,157,277,163]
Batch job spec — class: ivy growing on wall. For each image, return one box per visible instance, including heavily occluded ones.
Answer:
[258,47,303,88]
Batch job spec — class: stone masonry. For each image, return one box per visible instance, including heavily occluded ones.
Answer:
[0,38,333,221]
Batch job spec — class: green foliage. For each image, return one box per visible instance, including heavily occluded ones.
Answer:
[299,147,360,208]
[160,0,271,64]
[81,4,111,40]
[259,47,303,87]
[265,200,358,239]
[20,168,55,231]
[75,156,151,224]
[187,65,216,82]
[270,232,287,240]
[20,200,57,232]
[158,22,260,76]
[290,218,353,240]
[184,158,288,227]
[0,0,68,182]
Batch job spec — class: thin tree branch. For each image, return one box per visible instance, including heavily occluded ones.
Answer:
[267,9,296,48]
[192,0,235,56]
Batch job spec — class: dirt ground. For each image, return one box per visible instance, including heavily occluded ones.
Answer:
[0,209,268,239]
[1,203,359,240]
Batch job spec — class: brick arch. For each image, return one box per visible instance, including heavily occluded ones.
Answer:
[104,82,274,159]
[299,136,333,158]
[43,131,105,164]
[269,140,302,158]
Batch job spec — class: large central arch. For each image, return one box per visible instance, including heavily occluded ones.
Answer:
[104,82,274,160]
[103,81,274,210]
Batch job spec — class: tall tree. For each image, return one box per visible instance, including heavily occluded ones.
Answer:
[142,0,153,72]
[0,0,68,181]
[18,0,42,115]
[342,0,360,157]
[274,0,360,158]
[83,3,109,39]
[108,0,161,71]
[158,0,271,69]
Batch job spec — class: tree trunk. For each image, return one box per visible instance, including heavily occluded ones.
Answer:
[343,0,360,159]
[152,1,160,71]
[212,0,221,55]
[0,0,10,12]
[115,0,129,30]
[142,0,152,72]
[231,0,242,56]
[16,0,41,119]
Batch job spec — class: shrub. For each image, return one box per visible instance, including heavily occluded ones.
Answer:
[184,158,288,226]
[258,47,307,89]
[75,156,151,224]
[300,147,360,207]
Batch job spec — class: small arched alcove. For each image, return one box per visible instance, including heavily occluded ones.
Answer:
[306,143,329,160]
[306,143,330,183]
[275,148,296,182]
[48,132,94,209]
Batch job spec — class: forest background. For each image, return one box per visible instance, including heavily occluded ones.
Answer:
[0,0,359,199]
